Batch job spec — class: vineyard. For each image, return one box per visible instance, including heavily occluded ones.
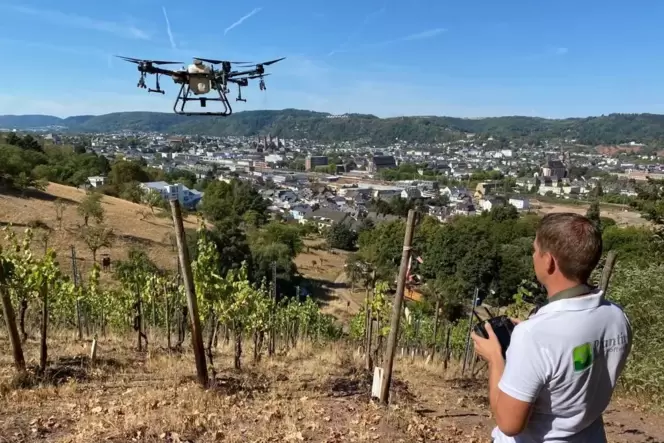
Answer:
[2,216,664,440]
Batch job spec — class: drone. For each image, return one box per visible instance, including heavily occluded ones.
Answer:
[116,55,285,117]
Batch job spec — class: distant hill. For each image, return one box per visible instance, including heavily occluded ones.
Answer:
[0,114,65,129]
[3,109,664,147]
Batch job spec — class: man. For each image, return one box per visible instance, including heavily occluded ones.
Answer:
[472,213,632,443]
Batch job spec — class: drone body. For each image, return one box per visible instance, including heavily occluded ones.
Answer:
[117,55,285,117]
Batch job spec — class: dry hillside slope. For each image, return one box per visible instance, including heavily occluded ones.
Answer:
[0,183,199,280]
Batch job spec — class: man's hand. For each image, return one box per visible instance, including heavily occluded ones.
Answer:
[471,322,504,364]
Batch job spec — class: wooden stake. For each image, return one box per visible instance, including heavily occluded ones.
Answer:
[90,336,98,365]
[600,250,618,295]
[170,198,208,388]
[379,209,416,405]
[0,265,26,372]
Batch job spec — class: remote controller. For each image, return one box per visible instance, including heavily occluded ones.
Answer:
[473,315,516,360]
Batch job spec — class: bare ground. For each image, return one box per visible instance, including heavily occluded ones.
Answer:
[0,183,199,282]
[0,335,662,443]
[294,240,365,324]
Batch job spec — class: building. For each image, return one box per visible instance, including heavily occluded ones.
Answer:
[44,133,62,145]
[87,176,107,188]
[305,155,328,171]
[475,181,499,198]
[508,197,530,210]
[141,181,202,210]
[368,155,397,173]
[479,196,507,212]
[541,158,567,178]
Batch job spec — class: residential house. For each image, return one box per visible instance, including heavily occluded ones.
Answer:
[454,200,476,216]
[87,176,107,188]
[373,188,402,201]
[479,196,507,212]
[303,208,350,228]
[290,204,313,221]
[141,181,202,210]
[401,187,422,200]
[475,181,499,198]
[516,177,537,192]
[508,196,530,210]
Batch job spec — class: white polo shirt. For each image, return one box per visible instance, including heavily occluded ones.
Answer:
[492,289,632,443]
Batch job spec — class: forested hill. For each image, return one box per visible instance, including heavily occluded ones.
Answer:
[3,109,664,146]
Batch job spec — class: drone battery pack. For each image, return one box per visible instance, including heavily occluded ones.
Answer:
[473,315,516,360]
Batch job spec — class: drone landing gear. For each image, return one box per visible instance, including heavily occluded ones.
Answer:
[173,81,232,116]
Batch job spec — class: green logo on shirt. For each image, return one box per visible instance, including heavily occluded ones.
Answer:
[573,343,594,372]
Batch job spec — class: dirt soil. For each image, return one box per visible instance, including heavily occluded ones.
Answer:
[1,336,662,443]
[0,183,199,283]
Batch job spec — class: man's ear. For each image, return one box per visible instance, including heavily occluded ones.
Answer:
[546,252,556,275]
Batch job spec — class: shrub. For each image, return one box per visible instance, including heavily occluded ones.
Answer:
[609,263,664,405]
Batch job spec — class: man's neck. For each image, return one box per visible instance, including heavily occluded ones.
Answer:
[545,279,586,299]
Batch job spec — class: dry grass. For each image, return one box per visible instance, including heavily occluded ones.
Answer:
[1,333,663,442]
[294,239,348,283]
[531,199,649,227]
[0,183,199,283]
[294,240,367,324]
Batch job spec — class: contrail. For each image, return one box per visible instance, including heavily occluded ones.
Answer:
[224,7,262,35]
[4,4,150,40]
[162,6,176,49]
[328,6,386,56]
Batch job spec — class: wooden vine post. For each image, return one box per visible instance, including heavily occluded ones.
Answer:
[0,260,26,372]
[379,209,417,405]
[170,198,209,388]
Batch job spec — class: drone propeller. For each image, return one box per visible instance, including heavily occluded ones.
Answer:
[194,57,252,65]
[116,55,182,65]
[237,57,286,67]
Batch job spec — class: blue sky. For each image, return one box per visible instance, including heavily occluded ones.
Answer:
[1,0,664,118]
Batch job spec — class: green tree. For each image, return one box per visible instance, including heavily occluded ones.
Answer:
[109,160,150,185]
[586,200,601,228]
[327,222,358,250]
[81,225,114,263]
[144,189,164,214]
[78,192,104,226]
[200,179,268,225]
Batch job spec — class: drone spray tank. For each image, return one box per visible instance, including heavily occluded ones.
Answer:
[187,60,212,95]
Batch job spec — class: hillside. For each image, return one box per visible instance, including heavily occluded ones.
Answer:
[0,183,199,281]
[4,110,664,146]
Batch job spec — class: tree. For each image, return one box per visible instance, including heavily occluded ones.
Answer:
[109,160,150,185]
[6,133,21,146]
[586,200,601,229]
[53,198,67,230]
[119,182,146,203]
[327,222,358,251]
[81,225,114,263]
[489,204,519,222]
[78,192,104,226]
[144,189,163,214]
[200,179,268,225]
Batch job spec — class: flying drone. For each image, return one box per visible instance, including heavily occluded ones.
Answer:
[116,55,285,116]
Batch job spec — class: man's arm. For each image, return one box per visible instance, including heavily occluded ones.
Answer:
[473,323,544,437]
